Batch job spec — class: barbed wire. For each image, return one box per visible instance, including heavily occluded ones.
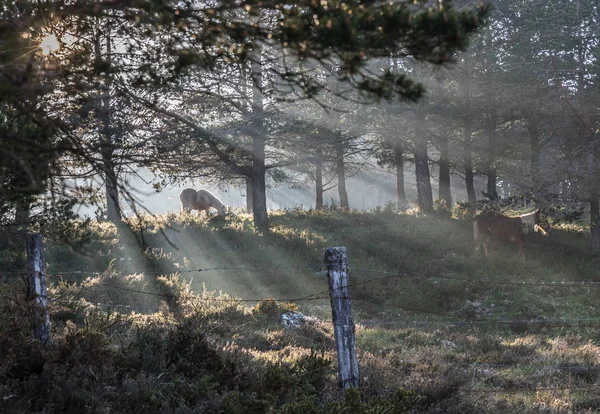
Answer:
[47,278,332,304]
[21,267,600,329]
[51,299,164,312]
[46,288,600,330]
[357,318,600,327]
[8,249,600,400]
[47,298,600,382]
[8,260,600,330]
[351,297,456,317]
[358,353,600,373]
[467,363,600,371]
[461,383,600,394]
[349,266,600,287]
[369,383,600,400]
[5,262,600,289]
[0,263,326,278]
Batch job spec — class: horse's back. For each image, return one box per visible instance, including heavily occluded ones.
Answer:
[195,190,215,208]
[180,188,198,211]
[475,213,524,242]
[196,189,213,199]
[180,188,197,201]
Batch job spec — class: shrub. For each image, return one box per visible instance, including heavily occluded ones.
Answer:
[252,299,299,318]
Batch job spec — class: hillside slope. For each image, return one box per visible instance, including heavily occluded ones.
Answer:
[2,209,600,413]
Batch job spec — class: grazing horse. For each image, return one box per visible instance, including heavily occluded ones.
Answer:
[180,188,228,219]
[474,209,550,259]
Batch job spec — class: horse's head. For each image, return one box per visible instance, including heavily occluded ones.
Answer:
[533,209,552,235]
[217,204,228,219]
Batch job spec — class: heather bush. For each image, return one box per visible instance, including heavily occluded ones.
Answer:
[2,209,600,412]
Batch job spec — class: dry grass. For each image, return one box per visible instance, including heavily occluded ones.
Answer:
[2,208,600,412]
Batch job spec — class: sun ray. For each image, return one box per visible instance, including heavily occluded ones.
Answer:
[4,47,39,66]
[0,44,39,55]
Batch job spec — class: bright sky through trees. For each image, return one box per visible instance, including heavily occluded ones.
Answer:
[40,33,59,55]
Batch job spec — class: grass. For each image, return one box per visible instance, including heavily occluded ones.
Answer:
[2,208,600,412]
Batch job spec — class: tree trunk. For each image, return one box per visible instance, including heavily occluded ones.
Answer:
[591,199,600,253]
[414,116,433,213]
[15,199,30,232]
[335,138,349,209]
[13,199,30,260]
[103,155,121,221]
[27,234,52,345]
[486,170,498,200]
[251,157,268,234]
[463,119,476,203]
[250,47,269,233]
[246,178,253,212]
[438,134,452,209]
[485,108,498,200]
[527,113,543,209]
[324,246,359,389]
[96,28,121,222]
[394,142,407,211]
[315,147,324,210]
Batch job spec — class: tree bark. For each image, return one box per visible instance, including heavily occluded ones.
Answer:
[335,138,349,209]
[324,246,359,389]
[486,169,498,200]
[245,178,253,212]
[414,114,433,213]
[315,146,324,210]
[96,27,121,222]
[15,199,30,233]
[485,108,498,200]
[250,48,269,233]
[463,119,476,203]
[438,134,452,209]
[251,156,268,233]
[575,0,600,254]
[394,141,407,211]
[27,233,52,344]
[13,199,31,259]
[103,150,121,221]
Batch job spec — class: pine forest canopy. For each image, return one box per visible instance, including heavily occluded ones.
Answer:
[0,0,489,105]
[1,0,599,251]
[0,0,489,235]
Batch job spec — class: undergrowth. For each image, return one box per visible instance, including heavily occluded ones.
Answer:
[2,209,600,413]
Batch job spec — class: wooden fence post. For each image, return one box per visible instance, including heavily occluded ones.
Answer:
[324,246,359,389]
[27,233,52,345]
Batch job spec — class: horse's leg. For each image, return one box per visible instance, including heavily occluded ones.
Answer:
[474,221,486,253]
[482,233,491,256]
[474,231,485,253]
[516,239,525,261]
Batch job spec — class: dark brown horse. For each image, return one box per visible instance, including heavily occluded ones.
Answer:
[474,209,550,259]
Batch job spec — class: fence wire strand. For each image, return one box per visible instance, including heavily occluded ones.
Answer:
[8,253,600,398]
[0,263,325,278]
[356,318,600,327]
[21,263,600,328]
[349,266,600,287]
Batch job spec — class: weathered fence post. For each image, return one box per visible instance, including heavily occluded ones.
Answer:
[324,246,359,389]
[27,233,52,345]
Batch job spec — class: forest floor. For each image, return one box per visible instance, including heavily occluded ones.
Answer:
[2,208,600,413]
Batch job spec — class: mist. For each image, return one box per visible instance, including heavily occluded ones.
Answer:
[73,162,493,219]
